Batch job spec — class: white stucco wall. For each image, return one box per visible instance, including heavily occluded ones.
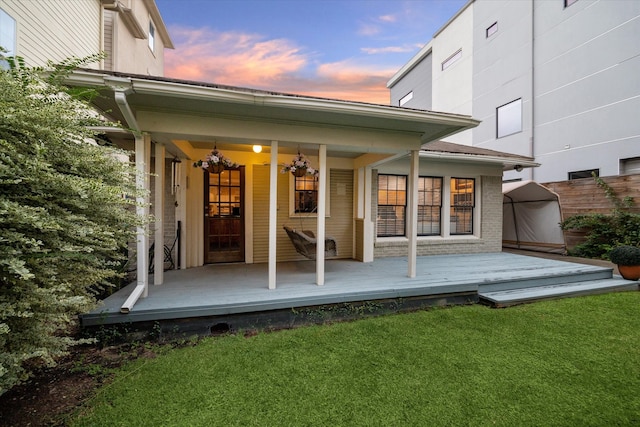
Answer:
[431,3,474,146]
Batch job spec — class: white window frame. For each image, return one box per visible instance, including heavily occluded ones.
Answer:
[376,174,482,240]
[288,171,330,217]
[0,8,16,69]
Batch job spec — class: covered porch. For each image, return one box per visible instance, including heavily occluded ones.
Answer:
[80,252,634,333]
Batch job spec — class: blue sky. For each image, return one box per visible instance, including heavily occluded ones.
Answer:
[155,0,466,104]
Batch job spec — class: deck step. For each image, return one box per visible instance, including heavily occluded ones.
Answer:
[477,268,614,293]
[479,277,638,308]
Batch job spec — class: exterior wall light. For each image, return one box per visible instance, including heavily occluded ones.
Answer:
[253,145,262,153]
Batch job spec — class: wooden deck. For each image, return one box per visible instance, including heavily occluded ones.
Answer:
[80,252,637,334]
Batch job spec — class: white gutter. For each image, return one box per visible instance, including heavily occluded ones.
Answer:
[419,150,540,170]
[127,77,480,129]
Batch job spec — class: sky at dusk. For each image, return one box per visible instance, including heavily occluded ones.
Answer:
[155,0,467,105]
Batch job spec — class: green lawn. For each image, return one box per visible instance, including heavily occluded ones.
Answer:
[73,292,640,426]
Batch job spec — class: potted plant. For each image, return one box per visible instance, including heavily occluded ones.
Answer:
[609,245,640,280]
[193,147,238,174]
[281,152,318,177]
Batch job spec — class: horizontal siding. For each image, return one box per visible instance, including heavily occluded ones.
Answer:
[2,0,101,67]
[253,167,354,263]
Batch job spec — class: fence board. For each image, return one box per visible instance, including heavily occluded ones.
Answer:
[543,174,640,250]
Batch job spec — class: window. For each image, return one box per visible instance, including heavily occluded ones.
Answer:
[294,174,318,213]
[565,0,578,7]
[399,91,413,107]
[450,178,474,235]
[486,22,498,38]
[377,175,407,237]
[148,21,155,52]
[621,157,640,175]
[418,177,442,236]
[0,8,16,69]
[568,169,598,180]
[441,49,462,71]
[496,98,522,138]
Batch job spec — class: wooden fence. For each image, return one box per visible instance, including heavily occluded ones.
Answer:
[543,174,640,250]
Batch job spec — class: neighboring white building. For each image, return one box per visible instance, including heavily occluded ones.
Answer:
[388,0,640,183]
[0,0,173,75]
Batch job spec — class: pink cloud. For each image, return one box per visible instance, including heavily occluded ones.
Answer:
[165,26,308,87]
[164,26,395,105]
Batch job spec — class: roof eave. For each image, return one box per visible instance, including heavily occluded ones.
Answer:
[419,151,540,171]
[67,70,480,137]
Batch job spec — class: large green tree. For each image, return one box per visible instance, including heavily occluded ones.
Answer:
[0,56,145,394]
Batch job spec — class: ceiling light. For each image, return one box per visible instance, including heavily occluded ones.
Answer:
[252,145,262,153]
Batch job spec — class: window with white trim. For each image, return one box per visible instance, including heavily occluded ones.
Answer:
[450,178,475,235]
[294,174,318,213]
[0,8,16,69]
[418,177,442,236]
[496,98,522,138]
[377,175,407,237]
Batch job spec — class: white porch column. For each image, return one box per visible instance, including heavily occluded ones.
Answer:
[121,133,150,313]
[362,166,374,263]
[268,141,279,289]
[316,144,327,286]
[407,150,419,278]
[154,143,165,285]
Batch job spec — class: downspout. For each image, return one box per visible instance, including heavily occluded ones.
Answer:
[530,0,535,181]
[104,78,150,314]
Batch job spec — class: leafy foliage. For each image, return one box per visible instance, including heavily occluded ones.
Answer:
[560,175,640,259]
[0,55,146,394]
[609,245,640,266]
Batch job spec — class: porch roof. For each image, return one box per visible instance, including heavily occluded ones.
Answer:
[67,69,480,156]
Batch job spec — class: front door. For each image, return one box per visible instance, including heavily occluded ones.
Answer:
[205,166,245,263]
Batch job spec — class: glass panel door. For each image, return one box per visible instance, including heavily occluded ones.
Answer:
[205,166,244,263]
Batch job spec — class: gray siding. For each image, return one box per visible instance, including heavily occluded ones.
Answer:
[389,53,433,110]
[391,0,640,183]
[531,0,640,182]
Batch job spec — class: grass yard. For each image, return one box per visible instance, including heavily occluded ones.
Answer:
[72,292,640,426]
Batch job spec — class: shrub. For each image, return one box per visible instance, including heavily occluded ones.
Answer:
[0,55,146,394]
[560,175,640,259]
[609,245,640,266]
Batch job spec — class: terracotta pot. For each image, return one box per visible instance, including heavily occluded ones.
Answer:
[208,163,225,174]
[292,168,307,177]
[617,264,640,281]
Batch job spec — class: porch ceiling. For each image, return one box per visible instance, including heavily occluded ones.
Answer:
[68,69,480,158]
